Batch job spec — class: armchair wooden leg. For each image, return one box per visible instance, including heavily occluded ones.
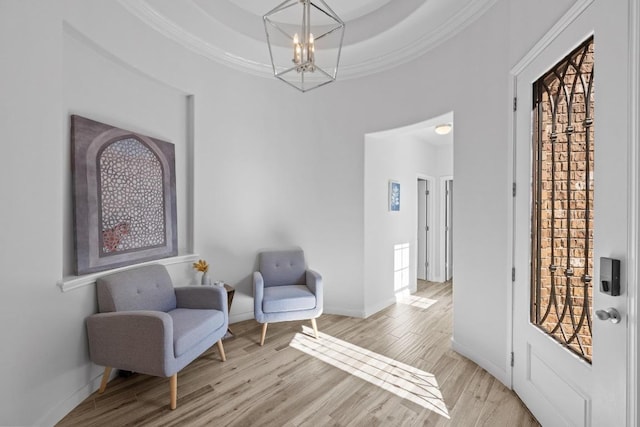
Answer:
[311,318,319,339]
[169,373,177,410]
[99,367,112,394]
[216,339,227,362]
[260,323,268,346]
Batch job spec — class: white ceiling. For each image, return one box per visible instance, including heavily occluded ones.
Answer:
[229,0,395,22]
[119,0,498,79]
[367,111,454,147]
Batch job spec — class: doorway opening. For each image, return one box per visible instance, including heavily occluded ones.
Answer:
[363,111,453,316]
[443,177,454,281]
[417,177,435,281]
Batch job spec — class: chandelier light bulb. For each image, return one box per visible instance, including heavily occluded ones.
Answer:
[293,33,301,64]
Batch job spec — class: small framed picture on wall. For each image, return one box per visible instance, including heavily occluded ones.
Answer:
[389,180,400,211]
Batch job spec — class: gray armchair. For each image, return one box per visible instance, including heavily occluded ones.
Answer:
[253,249,323,346]
[86,264,228,410]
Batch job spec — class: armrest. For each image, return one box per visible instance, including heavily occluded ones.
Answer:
[253,271,265,321]
[86,311,174,377]
[306,269,323,310]
[175,285,227,315]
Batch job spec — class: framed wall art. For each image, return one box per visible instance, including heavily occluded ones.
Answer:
[71,115,177,275]
[389,180,400,212]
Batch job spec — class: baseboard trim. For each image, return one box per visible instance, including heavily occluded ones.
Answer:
[35,368,116,427]
[324,306,366,318]
[451,337,509,387]
[229,311,254,324]
[362,296,397,318]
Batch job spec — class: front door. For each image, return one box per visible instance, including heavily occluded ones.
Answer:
[512,27,629,427]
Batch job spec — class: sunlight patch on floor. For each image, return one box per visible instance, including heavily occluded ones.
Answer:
[290,326,450,418]
[395,290,437,310]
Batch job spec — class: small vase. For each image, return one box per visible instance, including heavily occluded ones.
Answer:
[201,271,211,286]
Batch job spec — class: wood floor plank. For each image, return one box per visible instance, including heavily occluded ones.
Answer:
[475,378,539,427]
[435,364,496,427]
[56,280,539,427]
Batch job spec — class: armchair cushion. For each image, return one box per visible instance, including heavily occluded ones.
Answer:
[175,285,227,312]
[263,285,317,313]
[259,249,306,287]
[96,264,176,313]
[169,309,226,357]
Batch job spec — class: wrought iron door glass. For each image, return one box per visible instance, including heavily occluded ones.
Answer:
[531,37,595,362]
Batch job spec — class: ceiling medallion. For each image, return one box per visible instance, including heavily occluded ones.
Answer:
[263,0,345,92]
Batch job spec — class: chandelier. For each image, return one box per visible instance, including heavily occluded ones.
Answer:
[263,0,345,92]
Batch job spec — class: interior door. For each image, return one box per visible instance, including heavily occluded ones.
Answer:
[512,30,628,427]
[445,179,453,281]
[417,179,429,280]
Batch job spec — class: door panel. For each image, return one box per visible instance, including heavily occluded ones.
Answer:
[445,179,453,281]
[417,179,428,280]
[528,349,589,426]
[513,22,629,426]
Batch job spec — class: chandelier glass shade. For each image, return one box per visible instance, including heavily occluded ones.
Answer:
[264,0,345,92]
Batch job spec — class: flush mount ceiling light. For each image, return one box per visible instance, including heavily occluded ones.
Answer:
[263,0,345,93]
[434,123,453,135]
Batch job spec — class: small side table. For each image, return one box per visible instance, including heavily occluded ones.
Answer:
[223,283,235,339]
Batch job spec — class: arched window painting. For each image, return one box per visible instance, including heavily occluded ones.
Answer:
[99,138,165,254]
[71,115,177,275]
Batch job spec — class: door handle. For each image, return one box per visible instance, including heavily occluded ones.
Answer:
[595,307,621,324]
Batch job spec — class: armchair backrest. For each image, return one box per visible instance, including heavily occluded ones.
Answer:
[259,249,306,287]
[96,264,177,313]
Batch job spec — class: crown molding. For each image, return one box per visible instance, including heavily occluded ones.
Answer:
[340,0,499,79]
[118,0,272,77]
[119,0,498,80]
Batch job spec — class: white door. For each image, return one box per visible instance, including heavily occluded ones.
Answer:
[417,179,430,280]
[512,18,630,427]
[445,179,453,281]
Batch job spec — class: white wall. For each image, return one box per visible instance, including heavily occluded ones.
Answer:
[437,144,454,177]
[1,0,628,425]
[0,3,66,425]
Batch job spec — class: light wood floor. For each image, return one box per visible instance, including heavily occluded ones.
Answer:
[58,280,539,426]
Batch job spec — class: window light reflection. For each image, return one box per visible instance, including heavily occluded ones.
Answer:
[290,326,450,418]
[395,290,438,310]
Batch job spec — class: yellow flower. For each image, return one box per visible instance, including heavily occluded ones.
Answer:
[193,259,209,273]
